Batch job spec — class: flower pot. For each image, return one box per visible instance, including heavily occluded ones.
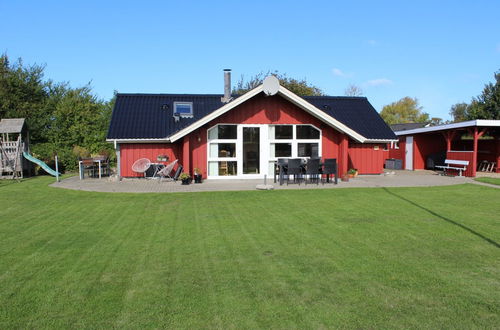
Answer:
[194,174,202,183]
[181,178,190,185]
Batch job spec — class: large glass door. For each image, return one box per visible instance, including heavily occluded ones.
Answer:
[242,126,260,174]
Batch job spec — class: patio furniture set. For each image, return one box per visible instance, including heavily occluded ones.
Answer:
[79,156,110,179]
[131,158,183,182]
[274,158,338,185]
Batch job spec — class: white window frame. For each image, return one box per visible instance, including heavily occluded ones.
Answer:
[173,101,193,118]
[207,123,322,179]
[268,124,322,162]
[207,124,238,177]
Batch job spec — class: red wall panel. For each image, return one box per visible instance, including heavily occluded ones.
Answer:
[446,151,474,177]
[413,133,446,170]
[388,138,406,165]
[348,143,386,174]
[120,143,180,177]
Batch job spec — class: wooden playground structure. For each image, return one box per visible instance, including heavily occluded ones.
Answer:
[0,118,31,179]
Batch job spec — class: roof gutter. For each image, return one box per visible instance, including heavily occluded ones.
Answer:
[106,138,171,144]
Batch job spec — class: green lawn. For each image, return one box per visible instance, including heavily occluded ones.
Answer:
[0,177,499,328]
[475,177,500,186]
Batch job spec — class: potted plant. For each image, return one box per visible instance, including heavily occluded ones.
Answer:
[179,172,191,185]
[193,167,203,183]
[348,168,358,178]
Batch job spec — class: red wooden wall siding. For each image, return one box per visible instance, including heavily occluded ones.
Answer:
[446,151,474,177]
[348,143,386,174]
[387,137,406,166]
[120,143,180,177]
[412,133,446,170]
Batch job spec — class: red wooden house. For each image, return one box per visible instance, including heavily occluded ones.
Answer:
[107,72,397,179]
[388,120,500,176]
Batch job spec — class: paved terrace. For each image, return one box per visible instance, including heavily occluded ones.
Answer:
[50,170,495,193]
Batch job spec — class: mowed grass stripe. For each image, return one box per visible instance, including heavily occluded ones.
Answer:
[0,178,498,328]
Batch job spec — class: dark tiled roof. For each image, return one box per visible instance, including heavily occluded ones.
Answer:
[107,93,396,140]
[390,122,428,132]
[303,96,396,140]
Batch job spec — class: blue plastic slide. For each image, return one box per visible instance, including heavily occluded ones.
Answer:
[23,151,60,176]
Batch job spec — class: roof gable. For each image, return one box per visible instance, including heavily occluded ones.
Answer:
[107,85,396,142]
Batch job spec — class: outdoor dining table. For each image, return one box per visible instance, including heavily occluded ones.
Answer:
[274,159,324,185]
[79,159,103,179]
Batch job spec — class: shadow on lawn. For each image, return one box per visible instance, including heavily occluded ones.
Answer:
[383,188,499,249]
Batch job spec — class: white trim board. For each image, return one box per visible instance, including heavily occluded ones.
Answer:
[395,120,500,136]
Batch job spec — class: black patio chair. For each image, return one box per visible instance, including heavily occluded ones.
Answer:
[173,164,183,181]
[305,158,321,185]
[276,158,288,184]
[80,158,97,178]
[286,158,303,185]
[323,158,338,184]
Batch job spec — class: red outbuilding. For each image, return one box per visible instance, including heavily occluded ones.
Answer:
[388,120,500,176]
[107,72,397,179]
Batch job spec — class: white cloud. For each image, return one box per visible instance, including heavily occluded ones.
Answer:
[332,68,352,78]
[364,78,393,87]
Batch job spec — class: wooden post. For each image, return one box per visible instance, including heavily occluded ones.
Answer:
[470,128,487,177]
[442,130,456,152]
[338,134,349,177]
[182,136,190,175]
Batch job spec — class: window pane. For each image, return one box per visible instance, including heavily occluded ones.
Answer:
[218,125,237,139]
[218,143,236,157]
[174,102,193,117]
[208,127,218,140]
[218,161,237,176]
[208,161,218,176]
[298,143,319,157]
[175,104,192,114]
[274,125,293,139]
[209,143,218,158]
[296,125,320,139]
[270,143,292,158]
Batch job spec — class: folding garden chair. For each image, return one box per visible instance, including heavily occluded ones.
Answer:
[157,159,178,182]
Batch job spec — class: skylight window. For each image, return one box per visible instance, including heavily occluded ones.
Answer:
[173,102,193,118]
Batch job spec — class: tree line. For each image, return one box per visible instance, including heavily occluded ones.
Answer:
[380,70,500,125]
[2,57,498,173]
[0,54,114,172]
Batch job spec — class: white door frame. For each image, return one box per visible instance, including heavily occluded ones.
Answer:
[405,136,414,170]
[237,124,268,178]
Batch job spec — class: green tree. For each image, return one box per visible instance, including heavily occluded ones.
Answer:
[233,71,324,96]
[467,70,500,120]
[380,97,429,124]
[0,55,50,143]
[449,102,469,122]
[0,54,113,171]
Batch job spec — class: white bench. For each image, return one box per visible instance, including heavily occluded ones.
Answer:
[436,159,469,177]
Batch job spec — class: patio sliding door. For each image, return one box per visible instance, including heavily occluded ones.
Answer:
[243,126,260,174]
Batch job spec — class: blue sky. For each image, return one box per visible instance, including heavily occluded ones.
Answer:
[1,0,499,120]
